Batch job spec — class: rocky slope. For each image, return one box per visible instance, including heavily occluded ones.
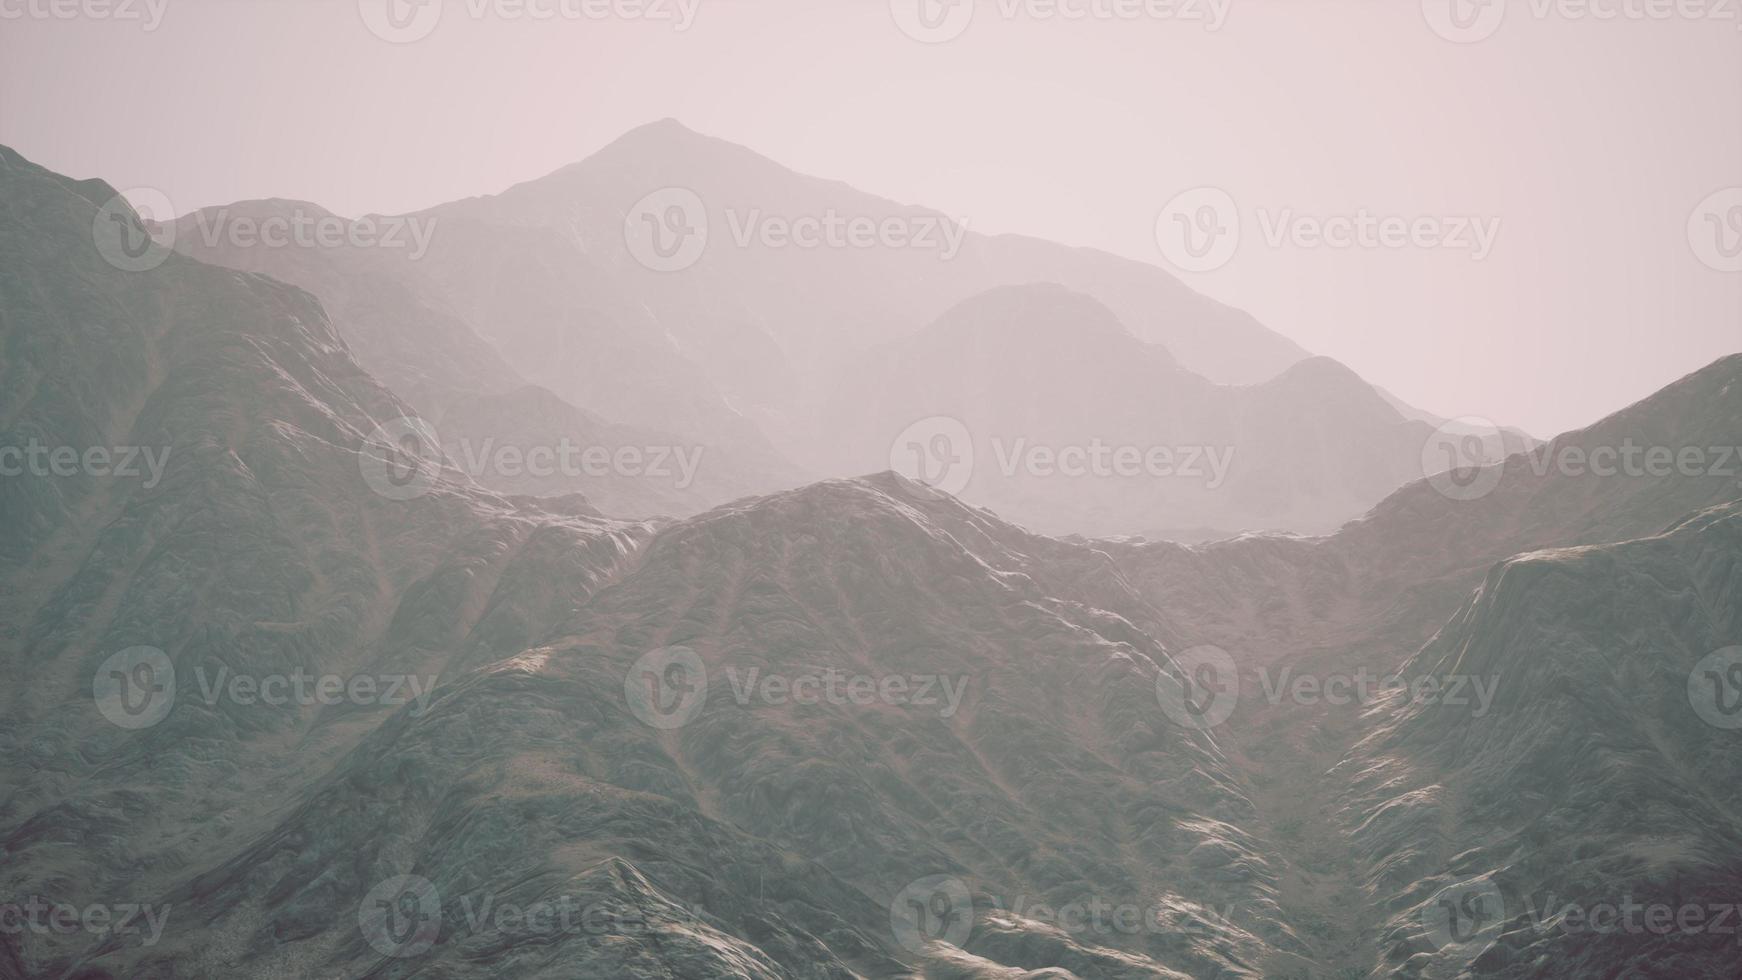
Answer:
[0,144,649,977]
[1343,499,1742,978]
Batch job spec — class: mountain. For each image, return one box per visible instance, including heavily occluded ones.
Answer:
[89,474,1315,979]
[1,144,1306,979]
[435,384,797,520]
[6,141,1739,980]
[165,198,808,520]
[408,119,1312,464]
[164,198,524,420]
[818,283,1458,539]
[1344,499,1742,978]
[168,121,1480,539]
[1103,353,1742,666]
[0,143,649,976]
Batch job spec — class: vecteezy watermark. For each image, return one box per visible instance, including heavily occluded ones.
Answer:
[887,416,1236,497]
[0,0,169,30]
[0,440,171,488]
[93,647,176,730]
[1689,646,1742,730]
[1689,187,1742,273]
[1156,645,1501,730]
[623,646,970,729]
[1423,417,1742,502]
[357,0,701,43]
[180,206,439,261]
[890,876,974,954]
[1520,893,1742,943]
[1420,416,1509,502]
[1422,0,1742,43]
[360,875,443,958]
[0,897,171,947]
[980,892,1239,938]
[888,416,975,496]
[1258,666,1501,717]
[1155,187,1501,273]
[1155,645,1240,729]
[93,187,176,273]
[357,416,705,500]
[358,874,711,958]
[92,647,440,730]
[888,0,1230,44]
[1420,876,1506,965]
[623,186,970,272]
[187,666,439,716]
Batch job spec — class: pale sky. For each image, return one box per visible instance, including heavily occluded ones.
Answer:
[3,0,1738,437]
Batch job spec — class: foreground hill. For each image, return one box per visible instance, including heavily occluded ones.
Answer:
[1344,499,1742,978]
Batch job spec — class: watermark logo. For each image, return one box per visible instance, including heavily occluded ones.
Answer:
[0,898,171,947]
[1257,667,1500,717]
[889,416,975,496]
[624,188,970,270]
[1421,416,1507,501]
[1156,644,1238,729]
[359,0,700,42]
[93,646,175,730]
[359,415,708,500]
[625,645,707,729]
[192,667,438,716]
[93,655,440,730]
[1155,186,1240,273]
[721,667,969,718]
[723,209,968,258]
[359,0,444,42]
[888,418,1235,496]
[0,0,169,30]
[889,0,976,42]
[1522,892,1742,941]
[979,892,1238,937]
[1428,426,1742,502]
[92,187,175,273]
[1689,646,1742,730]
[360,416,445,501]
[1421,876,1506,963]
[625,187,709,272]
[890,875,973,953]
[623,648,969,727]
[359,874,443,958]
[1689,187,1742,273]
[183,206,439,261]
[1422,0,1506,42]
[1156,188,1500,272]
[890,0,1230,43]
[1425,0,1742,42]
[0,441,171,488]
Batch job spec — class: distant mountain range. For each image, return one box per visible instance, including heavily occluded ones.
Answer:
[163,119,1512,537]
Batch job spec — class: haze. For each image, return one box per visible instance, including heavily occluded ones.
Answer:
[4,0,1737,437]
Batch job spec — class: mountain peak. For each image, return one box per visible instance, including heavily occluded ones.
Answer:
[592,116,735,161]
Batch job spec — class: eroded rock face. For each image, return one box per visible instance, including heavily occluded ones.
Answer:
[1342,501,1742,979]
[0,145,652,977]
